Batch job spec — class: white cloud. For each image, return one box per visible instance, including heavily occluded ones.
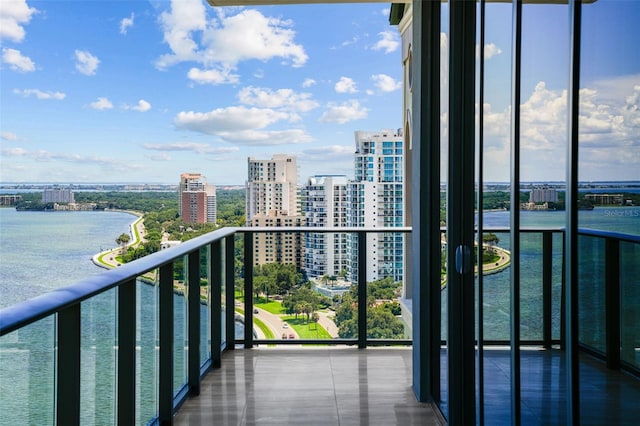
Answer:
[2,47,35,72]
[174,105,312,145]
[201,9,307,68]
[319,100,368,124]
[124,99,151,112]
[174,106,290,134]
[143,142,238,155]
[302,78,316,88]
[75,50,100,75]
[1,147,121,167]
[301,144,354,160]
[146,153,172,161]
[13,88,65,100]
[120,13,134,35]
[481,76,640,181]
[156,0,206,68]
[237,86,319,112]
[90,97,113,110]
[216,129,313,145]
[156,6,307,71]
[335,76,357,94]
[187,67,239,85]
[1,131,19,141]
[372,30,399,54]
[477,43,503,60]
[0,0,37,42]
[371,74,401,93]
[340,36,359,47]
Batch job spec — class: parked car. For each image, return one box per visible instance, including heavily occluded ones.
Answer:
[282,323,289,328]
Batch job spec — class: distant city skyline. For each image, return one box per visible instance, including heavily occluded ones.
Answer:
[1,1,639,184]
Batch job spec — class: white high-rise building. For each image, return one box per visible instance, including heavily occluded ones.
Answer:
[529,187,558,203]
[246,155,303,267]
[42,186,75,203]
[347,130,405,283]
[246,154,299,221]
[302,175,349,278]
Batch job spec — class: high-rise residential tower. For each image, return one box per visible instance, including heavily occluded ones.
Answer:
[347,130,405,283]
[178,173,217,224]
[246,155,303,267]
[42,186,75,203]
[302,175,349,278]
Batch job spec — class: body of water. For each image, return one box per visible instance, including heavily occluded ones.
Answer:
[0,208,136,308]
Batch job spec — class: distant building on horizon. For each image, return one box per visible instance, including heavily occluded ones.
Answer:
[584,193,624,205]
[178,173,216,224]
[246,155,304,267]
[529,187,558,203]
[42,186,75,203]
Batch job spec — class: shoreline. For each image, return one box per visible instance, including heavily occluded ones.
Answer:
[92,210,145,270]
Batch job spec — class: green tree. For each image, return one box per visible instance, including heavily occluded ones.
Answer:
[482,232,500,246]
[116,233,130,255]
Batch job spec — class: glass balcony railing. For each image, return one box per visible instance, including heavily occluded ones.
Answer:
[0,226,638,424]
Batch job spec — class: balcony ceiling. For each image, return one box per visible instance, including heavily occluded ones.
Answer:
[207,0,388,5]
[206,0,596,6]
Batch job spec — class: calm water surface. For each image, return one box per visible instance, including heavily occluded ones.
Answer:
[0,208,136,308]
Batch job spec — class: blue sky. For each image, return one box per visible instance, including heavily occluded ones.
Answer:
[1,0,638,185]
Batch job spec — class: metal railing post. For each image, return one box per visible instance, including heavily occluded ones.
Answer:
[188,250,201,395]
[57,304,81,425]
[211,241,222,367]
[118,278,136,425]
[543,231,553,349]
[244,232,254,348]
[225,235,236,349]
[358,230,367,349]
[605,238,621,370]
[159,262,174,425]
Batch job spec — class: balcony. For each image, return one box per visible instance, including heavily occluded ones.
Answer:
[1,226,639,425]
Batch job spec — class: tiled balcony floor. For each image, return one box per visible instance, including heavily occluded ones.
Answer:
[174,347,443,425]
[173,347,640,425]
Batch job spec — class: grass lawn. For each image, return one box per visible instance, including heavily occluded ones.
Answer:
[253,317,275,339]
[255,299,285,315]
[235,307,275,339]
[281,315,332,339]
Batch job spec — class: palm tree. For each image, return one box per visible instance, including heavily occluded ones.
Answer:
[116,233,130,256]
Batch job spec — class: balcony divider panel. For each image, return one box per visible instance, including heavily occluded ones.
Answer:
[510,0,523,423]
[567,0,583,423]
[211,241,222,368]
[187,250,201,395]
[411,0,442,405]
[225,235,236,349]
[159,262,174,425]
[448,0,477,424]
[57,303,81,425]
[117,278,136,425]
[244,232,254,348]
